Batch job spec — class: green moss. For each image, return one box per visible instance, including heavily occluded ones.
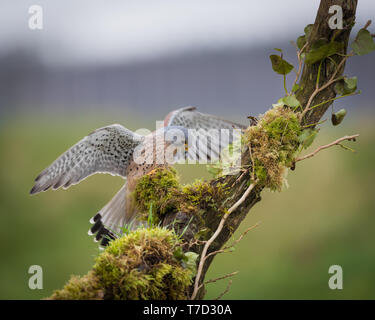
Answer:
[180,180,229,227]
[245,105,302,191]
[49,227,194,300]
[48,271,104,300]
[254,161,267,182]
[182,181,226,210]
[134,167,181,222]
[260,105,302,146]
[134,168,229,228]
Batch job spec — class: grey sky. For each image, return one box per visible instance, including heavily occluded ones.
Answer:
[0,1,374,65]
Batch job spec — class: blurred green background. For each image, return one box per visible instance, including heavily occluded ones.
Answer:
[0,112,374,300]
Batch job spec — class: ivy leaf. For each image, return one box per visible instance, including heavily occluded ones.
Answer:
[298,129,318,149]
[304,24,314,38]
[182,252,198,276]
[305,41,344,65]
[292,83,300,93]
[334,76,358,95]
[344,77,358,91]
[331,109,347,126]
[296,24,313,50]
[272,101,284,108]
[270,55,294,75]
[351,28,375,56]
[297,35,306,50]
[278,95,301,108]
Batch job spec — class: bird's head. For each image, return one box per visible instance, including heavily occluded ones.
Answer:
[158,125,189,150]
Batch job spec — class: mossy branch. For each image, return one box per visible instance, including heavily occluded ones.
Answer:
[49,0,360,300]
[297,0,358,126]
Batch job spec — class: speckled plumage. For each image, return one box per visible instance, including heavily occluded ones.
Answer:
[30,107,245,246]
[165,106,246,162]
[30,124,143,194]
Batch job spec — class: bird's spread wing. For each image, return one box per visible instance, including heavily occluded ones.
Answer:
[164,106,246,130]
[30,124,142,194]
[164,106,246,162]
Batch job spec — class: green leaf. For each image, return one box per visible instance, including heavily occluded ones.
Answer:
[295,24,313,52]
[182,252,198,276]
[304,24,314,38]
[297,35,306,50]
[292,83,300,92]
[274,48,283,52]
[331,109,347,126]
[351,28,375,55]
[270,55,294,75]
[345,76,358,91]
[305,41,344,65]
[335,76,358,95]
[278,95,301,108]
[311,39,328,49]
[298,129,318,149]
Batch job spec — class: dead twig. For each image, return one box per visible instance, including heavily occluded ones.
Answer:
[248,145,256,181]
[214,280,233,300]
[222,222,261,251]
[290,41,309,95]
[204,222,260,261]
[301,54,350,119]
[190,180,258,300]
[203,271,238,287]
[364,20,372,30]
[295,134,359,162]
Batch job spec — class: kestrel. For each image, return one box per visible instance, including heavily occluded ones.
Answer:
[30,107,245,246]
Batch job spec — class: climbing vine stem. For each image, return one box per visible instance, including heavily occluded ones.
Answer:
[190,180,258,300]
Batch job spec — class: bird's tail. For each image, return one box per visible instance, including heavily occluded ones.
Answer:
[88,182,135,247]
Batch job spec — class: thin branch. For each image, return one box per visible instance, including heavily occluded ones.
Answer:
[364,20,372,30]
[190,181,258,300]
[203,271,238,286]
[222,222,261,251]
[315,60,324,89]
[290,42,308,95]
[214,280,233,300]
[295,134,359,162]
[204,222,260,260]
[302,119,326,128]
[227,181,258,215]
[232,168,249,187]
[283,74,288,95]
[249,145,256,181]
[308,90,359,112]
[301,51,354,119]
